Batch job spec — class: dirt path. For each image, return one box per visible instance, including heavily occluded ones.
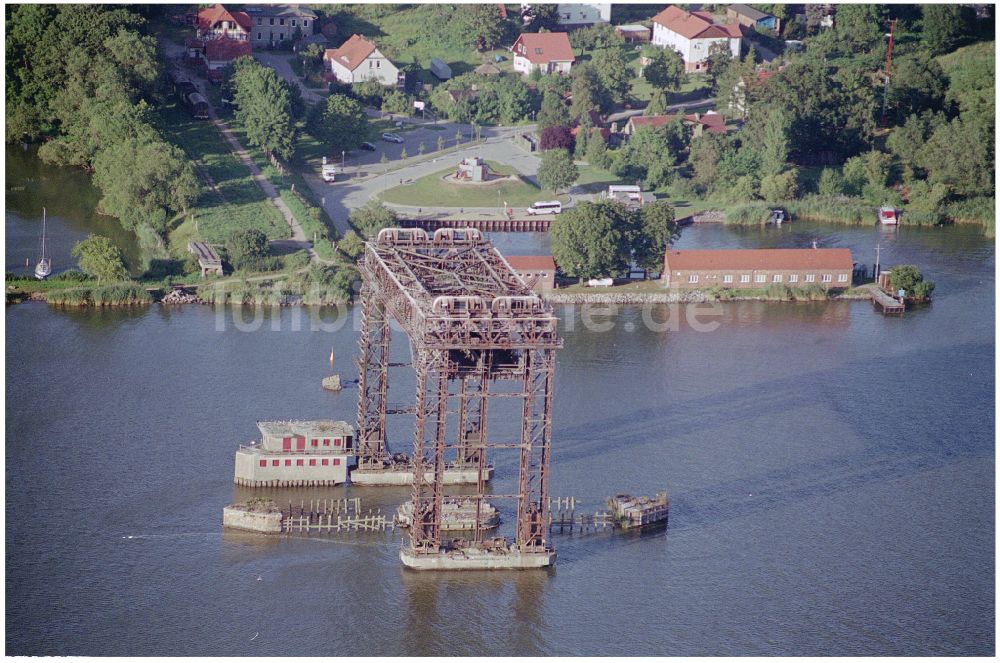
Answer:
[160,35,320,264]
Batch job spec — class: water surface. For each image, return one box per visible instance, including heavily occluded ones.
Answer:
[6,219,993,655]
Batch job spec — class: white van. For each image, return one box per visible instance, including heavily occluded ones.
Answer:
[526,200,562,215]
[321,164,337,183]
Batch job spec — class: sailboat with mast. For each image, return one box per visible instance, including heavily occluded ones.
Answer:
[34,207,51,280]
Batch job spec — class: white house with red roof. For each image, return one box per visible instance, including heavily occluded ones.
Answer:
[324,34,401,86]
[510,32,576,76]
[195,3,251,41]
[651,5,742,72]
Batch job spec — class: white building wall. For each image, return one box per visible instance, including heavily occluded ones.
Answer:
[234,449,353,485]
[555,3,612,27]
[355,52,400,86]
[652,23,692,60]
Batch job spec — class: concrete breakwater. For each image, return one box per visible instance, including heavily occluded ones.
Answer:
[545,290,710,305]
[544,290,865,305]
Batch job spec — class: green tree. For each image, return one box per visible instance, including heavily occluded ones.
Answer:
[456,4,507,51]
[704,42,734,93]
[889,264,934,298]
[760,169,799,201]
[591,47,632,104]
[886,52,947,124]
[634,200,679,273]
[232,61,297,159]
[570,22,623,52]
[349,201,397,238]
[381,90,411,115]
[570,64,605,118]
[227,228,270,270]
[834,4,887,51]
[613,124,684,189]
[337,229,365,260]
[72,234,128,282]
[550,200,633,281]
[586,134,612,170]
[918,117,994,197]
[91,137,199,232]
[817,168,844,196]
[644,90,670,116]
[690,133,727,192]
[537,148,578,193]
[755,107,792,178]
[537,90,570,131]
[643,47,686,94]
[922,4,966,55]
[307,94,369,153]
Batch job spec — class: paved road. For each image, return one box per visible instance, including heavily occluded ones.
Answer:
[254,51,327,105]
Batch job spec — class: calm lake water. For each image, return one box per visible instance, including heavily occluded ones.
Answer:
[5,145,142,276]
[5,155,995,655]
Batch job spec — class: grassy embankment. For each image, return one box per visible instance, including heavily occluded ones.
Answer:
[330,4,514,85]
[157,101,289,256]
[226,124,342,261]
[553,278,839,301]
[379,160,571,208]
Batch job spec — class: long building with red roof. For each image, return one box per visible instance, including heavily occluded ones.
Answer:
[651,5,743,72]
[662,248,855,290]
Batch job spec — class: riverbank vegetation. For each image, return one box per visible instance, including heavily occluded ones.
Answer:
[550,199,679,280]
[6,5,200,265]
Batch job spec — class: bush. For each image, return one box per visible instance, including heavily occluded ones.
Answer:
[539,125,574,151]
[47,282,152,307]
[724,203,772,225]
[227,228,269,270]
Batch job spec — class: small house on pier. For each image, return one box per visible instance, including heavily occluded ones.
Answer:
[234,420,356,488]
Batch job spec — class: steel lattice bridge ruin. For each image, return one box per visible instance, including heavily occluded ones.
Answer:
[355,227,562,570]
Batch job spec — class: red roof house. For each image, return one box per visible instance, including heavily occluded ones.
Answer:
[506,255,557,291]
[624,112,727,137]
[510,32,576,76]
[651,5,743,72]
[323,34,401,86]
[196,4,251,40]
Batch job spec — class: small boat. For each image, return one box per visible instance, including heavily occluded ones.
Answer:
[877,205,899,226]
[34,208,51,280]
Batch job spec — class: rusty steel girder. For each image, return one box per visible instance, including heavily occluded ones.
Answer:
[355,232,562,555]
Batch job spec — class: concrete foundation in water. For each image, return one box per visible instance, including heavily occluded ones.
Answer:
[400,546,556,571]
[350,464,493,486]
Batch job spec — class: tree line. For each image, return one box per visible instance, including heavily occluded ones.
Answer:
[6,5,199,239]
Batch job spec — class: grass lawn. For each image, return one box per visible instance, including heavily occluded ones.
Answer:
[557,279,667,294]
[379,161,567,208]
[328,4,513,87]
[574,164,625,193]
[157,102,288,251]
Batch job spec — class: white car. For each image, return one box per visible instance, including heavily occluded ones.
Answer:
[382,132,404,144]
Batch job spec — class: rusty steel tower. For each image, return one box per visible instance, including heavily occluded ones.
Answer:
[355,228,562,570]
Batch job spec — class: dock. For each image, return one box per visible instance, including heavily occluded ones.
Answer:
[858,283,905,315]
[186,241,223,277]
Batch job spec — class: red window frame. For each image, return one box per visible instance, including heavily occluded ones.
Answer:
[321,459,329,466]
[309,459,317,466]
[296,459,304,467]
[323,439,330,446]
[284,459,291,466]
[259,459,267,467]
[333,458,341,466]
[272,459,279,467]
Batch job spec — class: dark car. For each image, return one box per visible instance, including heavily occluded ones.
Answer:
[360,141,376,151]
